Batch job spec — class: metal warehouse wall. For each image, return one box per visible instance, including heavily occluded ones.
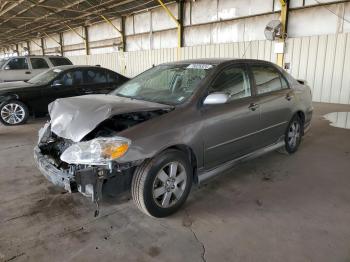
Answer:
[68,32,350,105]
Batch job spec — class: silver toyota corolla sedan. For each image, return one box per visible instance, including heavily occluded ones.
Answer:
[34,59,313,217]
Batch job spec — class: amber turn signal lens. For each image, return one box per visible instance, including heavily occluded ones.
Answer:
[102,143,129,159]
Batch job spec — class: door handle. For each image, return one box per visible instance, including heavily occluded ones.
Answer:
[248,103,259,111]
[285,93,294,101]
[25,71,31,74]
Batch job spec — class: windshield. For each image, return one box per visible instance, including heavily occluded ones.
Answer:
[112,64,215,105]
[0,58,9,68]
[28,68,63,85]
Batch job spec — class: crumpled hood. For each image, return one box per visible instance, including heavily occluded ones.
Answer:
[49,94,172,142]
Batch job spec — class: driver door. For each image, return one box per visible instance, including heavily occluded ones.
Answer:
[201,64,262,170]
[39,69,81,112]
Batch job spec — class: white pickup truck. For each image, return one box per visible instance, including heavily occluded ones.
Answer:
[0,55,72,82]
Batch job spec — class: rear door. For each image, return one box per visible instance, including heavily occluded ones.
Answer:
[202,64,262,170]
[249,62,295,146]
[80,68,109,95]
[29,57,50,78]
[1,57,31,81]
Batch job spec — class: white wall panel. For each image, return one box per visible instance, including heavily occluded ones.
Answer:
[283,32,350,104]
[134,12,150,34]
[63,27,85,45]
[152,3,178,31]
[88,19,121,41]
[191,0,218,24]
[288,4,344,37]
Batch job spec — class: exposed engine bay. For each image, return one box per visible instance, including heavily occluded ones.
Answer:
[35,109,170,216]
[84,109,169,140]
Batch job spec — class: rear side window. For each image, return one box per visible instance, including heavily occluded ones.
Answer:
[49,57,72,66]
[6,58,28,70]
[107,71,120,83]
[211,66,251,101]
[85,69,107,84]
[251,64,288,95]
[31,58,49,69]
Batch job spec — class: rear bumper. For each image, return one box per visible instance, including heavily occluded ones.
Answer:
[34,146,75,192]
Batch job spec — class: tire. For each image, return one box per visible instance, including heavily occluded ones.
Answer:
[284,115,303,154]
[131,149,193,218]
[0,100,29,126]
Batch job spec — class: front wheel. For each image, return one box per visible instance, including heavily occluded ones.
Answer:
[0,100,29,126]
[284,115,303,154]
[131,149,193,217]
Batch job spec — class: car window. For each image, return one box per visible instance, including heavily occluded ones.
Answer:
[49,57,72,66]
[113,64,214,105]
[31,58,49,69]
[211,66,251,101]
[107,71,120,83]
[59,70,83,86]
[251,64,288,95]
[6,58,28,70]
[85,69,106,84]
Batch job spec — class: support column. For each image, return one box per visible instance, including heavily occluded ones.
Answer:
[121,16,126,52]
[41,38,45,55]
[84,26,89,55]
[178,0,184,47]
[26,41,30,55]
[277,0,289,67]
[59,32,64,56]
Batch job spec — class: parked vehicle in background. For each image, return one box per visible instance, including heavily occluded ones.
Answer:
[0,65,129,125]
[34,59,313,218]
[0,55,72,82]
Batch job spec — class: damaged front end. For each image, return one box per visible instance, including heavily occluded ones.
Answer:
[34,95,172,215]
[34,123,136,203]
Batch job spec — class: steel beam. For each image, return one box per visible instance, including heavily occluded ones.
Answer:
[277,0,289,67]
[157,0,182,48]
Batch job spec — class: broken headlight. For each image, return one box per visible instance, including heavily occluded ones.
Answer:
[60,137,131,165]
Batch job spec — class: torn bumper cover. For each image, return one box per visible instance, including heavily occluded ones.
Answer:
[34,147,106,202]
[34,123,108,202]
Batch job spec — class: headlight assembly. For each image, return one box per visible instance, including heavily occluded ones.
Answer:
[60,137,131,165]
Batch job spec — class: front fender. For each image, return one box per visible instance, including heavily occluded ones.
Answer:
[0,94,19,105]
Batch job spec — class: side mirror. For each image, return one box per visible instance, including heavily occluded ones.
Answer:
[4,65,10,70]
[203,93,229,105]
[52,80,63,88]
[297,79,307,85]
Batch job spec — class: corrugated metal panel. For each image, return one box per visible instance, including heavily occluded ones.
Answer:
[67,32,350,104]
[284,32,350,104]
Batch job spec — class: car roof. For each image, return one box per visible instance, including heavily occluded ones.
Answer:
[161,58,275,66]
[1,55,69,59]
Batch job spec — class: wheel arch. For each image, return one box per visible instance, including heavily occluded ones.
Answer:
[0,94,32,113]
[161,144,199,184]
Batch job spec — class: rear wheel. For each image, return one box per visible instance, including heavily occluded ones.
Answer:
[0,100,29,125]
[284,115,303,154]
[132,149,193,217]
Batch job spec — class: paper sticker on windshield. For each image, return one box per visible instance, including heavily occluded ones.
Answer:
[187,64,213,70]
[53,69,62,73]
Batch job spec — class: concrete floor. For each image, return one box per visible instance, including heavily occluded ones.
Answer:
[0,102,350,262]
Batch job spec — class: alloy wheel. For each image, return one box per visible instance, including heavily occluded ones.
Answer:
[287,121,301,149]
[0,103,26,125]
[152,161,187,208]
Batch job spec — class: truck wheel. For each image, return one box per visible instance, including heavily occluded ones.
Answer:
[0,100,29,125]
[132,149,193,217]
[284,115,303,154]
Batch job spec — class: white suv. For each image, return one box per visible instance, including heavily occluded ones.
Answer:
[0,55,73,82]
